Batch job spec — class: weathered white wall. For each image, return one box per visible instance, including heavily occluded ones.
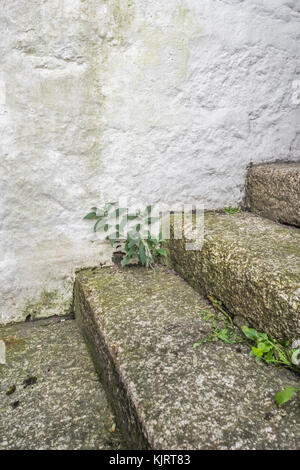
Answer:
[1,0,299,323]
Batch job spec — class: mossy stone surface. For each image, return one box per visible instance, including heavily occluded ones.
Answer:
[246,162,300,227]
[0,317,125,450]
[166,211,300,342]
[75,266,300,450]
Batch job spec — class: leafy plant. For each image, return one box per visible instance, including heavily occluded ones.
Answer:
[84,203,167,268]
[122,232,166,268]
[193,326,244,349]
[275,386,300,407]
[193,299,300,408]
[193,301,245,350]
[241,326,296,368]
[241,326,300,407]
[223,206,241,214]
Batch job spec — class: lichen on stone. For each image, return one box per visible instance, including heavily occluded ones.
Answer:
[165,211,300,342]
[74,265,300,450]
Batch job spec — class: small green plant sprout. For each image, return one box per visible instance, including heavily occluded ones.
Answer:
[193,308,300,407]
[84,203,167,268]
[275,386,300,407]
[241,326,297,369]
[207,295,233,325]
[223,206,241,214]
[193,326,244,349]
[193,300,244,350]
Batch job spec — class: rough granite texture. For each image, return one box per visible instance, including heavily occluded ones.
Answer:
[1,0,300,324]
[165,211,300,343]
[246,162,300,227]
[0,317,125,450]
[75,266,300,450]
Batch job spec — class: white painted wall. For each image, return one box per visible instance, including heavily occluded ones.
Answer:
[1,0,299,323]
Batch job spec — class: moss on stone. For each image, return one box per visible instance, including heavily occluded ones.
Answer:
[0,318,125,450]
[21,289,72,322]
[75,265,300,450]
[165,211,300,342]
[246,163,300,227]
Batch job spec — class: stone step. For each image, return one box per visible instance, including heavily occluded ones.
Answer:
[74,266,300,450]
[0,318,125,450]
[166,211,300,343]
[246,162,300,227]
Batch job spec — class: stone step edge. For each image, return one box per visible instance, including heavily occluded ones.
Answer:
[163,212,300,343]
[245,162,300,228]
[74,267,300,450]
[74,278,151,449]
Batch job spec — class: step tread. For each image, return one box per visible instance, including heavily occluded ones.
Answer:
[167,211,300,341]
[75,266,300,450]
[0,318,125,450]
[246,162,300,227]
[205,211,300,274]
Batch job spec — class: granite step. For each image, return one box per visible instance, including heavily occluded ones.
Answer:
[166,211,300,343]
[74,266,300,450]
[0,317,125,450]
[246,162,300,227]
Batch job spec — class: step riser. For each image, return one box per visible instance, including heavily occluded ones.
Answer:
[246,163,300,227]
[166,238,300,342]
[74,279,150,450]
[165,212,300,342]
